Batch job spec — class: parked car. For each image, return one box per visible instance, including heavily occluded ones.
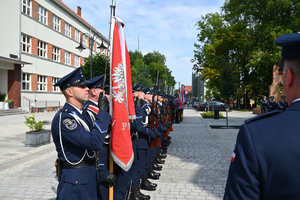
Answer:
[193,101,200,109]
[198,101,231,111]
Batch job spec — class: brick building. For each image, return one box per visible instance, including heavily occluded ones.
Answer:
[0,0,108,111]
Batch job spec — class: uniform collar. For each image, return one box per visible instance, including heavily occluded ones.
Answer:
[66,102,83,114]
[89,99,98,106]
[292,98,300,103]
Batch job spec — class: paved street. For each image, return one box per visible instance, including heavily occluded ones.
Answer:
[0,108,256,200]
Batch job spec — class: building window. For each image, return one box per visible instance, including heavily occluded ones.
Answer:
[22,0,31,16]
[75,55,80,67]
[22,73,31,90]
[52,77,60,91]
[21,34,31,53]
[52,46,60,62]
[38,5,47,24]
[37,75,47,91]
[53,14,60,31]
[65,51,70,65]
[38,40,47,58]
[83,35,87,46]
[65,22,71,38]
[75,29,80,42]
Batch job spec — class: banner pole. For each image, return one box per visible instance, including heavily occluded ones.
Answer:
[109,1,116,200]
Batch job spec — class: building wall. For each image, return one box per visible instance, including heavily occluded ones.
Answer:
[0,68,8,95]
[0,0,108,110]
[0,0,20,58]
[192,71,206,101]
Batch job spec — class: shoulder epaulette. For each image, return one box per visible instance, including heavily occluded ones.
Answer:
[245,110,282,124]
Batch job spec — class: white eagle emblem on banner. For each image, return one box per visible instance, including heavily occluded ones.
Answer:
[112,62,126,104]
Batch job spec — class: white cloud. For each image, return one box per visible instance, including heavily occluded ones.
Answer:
[62,0,224,87]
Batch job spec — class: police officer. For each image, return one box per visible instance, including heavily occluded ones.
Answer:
[224,33,300,199]
[141,86,160,192]
[130,83,157,200]
[277,95,289,111]
[51,67,111,200]
[267,96,277,112]
[84,75,116,200]
[260,96,268,114]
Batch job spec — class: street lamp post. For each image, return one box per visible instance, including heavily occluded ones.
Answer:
[76,33,107,79]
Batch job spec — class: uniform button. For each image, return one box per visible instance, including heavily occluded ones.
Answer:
[75,181,78,184]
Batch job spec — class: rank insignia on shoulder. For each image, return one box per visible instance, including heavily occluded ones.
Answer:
[63,118,77,130]
[231,152,236,163]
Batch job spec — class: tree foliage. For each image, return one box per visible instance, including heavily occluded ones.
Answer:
[129,50,176,92]
[192,0,300,107]
[81,53,110,85]
[81,50,176,93]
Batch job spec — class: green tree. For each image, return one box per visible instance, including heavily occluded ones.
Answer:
[81,53,110,85]
[129,50,143,67]
[192,0,300,108]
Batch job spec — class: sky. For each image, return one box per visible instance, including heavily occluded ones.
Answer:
[62,0,224,88]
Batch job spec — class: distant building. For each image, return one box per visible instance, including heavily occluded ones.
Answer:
[184,85,192,101]
[269,65,285,102]
[0,0,108,111]
[192,71,206,102]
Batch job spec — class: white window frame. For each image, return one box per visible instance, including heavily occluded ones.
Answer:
[22,73,31,91]
[83,35,87,46]
[22,0,31,16]
[74,55,80,67]
[21,34,31,53]
[52,46,60,62]
[53,14,60,31]
[65,22,71,38]
[38,5,47,25]
[75,29,80,42]
[52,77,60,92]
[37,75,47,91]
[65,51,71,65]
[38,40,47,58]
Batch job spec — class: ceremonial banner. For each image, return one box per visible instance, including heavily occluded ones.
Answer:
[110,17,135,171]
[181,86,185,108]
[178,87,182,108]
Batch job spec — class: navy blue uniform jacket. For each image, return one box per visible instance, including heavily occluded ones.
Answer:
[51,102,111,200]
[224,101,300,200]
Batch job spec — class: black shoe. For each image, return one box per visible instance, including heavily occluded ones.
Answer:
[153,164,162,171]
[162,142,169,147]
[140,174,156,191]
[148,171,159,180]
[153,171,160,176]
[156,158,165,164]
[164,139,171,143]
[137,184,151,199]
[141,182,156,191]
[147,180,157,187]
[130,186,144,200]
[159,153,167,159]
[161,146,168,151]
[167,136,171,140]
[160,149,167,154]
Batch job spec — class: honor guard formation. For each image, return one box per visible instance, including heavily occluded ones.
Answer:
[51,67,184,200]
[51,32,300,200]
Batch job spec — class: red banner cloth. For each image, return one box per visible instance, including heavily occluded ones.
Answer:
[110,17,135,171]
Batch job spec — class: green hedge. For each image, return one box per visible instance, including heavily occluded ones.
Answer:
[201,112,224,118]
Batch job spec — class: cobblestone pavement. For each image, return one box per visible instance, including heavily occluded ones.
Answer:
[0,109,256,200]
